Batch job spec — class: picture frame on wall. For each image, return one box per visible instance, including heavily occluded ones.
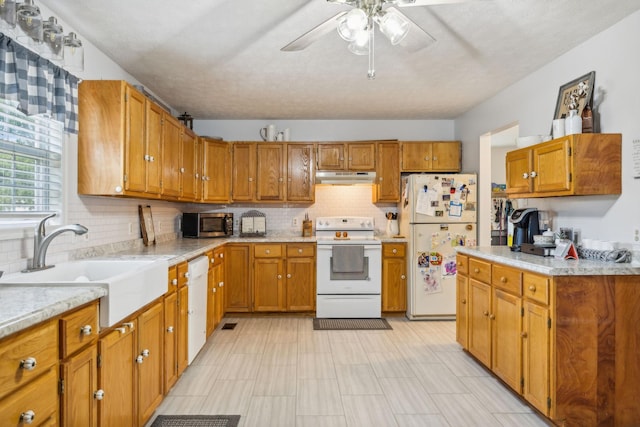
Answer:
[553,71,596,120]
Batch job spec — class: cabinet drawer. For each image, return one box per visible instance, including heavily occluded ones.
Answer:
[469,258,491,283]
[177,262,189,288]
[492,264,522,296]
[457,255,468,275]
[383,243,405,258]
[287,244,315,258]
[60,302,99,359]
[0,319,58,399]
[523,273,550,305]
[0,366,58,427]
[254,244,283,258]
[167,265,178,293]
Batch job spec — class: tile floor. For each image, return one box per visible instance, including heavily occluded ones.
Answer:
[147,317,550,427]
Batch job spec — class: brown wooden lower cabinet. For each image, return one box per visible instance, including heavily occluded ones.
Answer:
[381,242,407,312]
[457,254,640,426]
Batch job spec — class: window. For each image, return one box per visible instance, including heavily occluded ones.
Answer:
[0,98,64,215]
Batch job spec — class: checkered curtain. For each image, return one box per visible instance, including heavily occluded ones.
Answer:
[0,33,79,134]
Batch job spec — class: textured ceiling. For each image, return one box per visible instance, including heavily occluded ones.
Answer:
[41,0,640,120]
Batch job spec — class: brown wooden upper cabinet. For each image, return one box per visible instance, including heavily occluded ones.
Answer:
[505,133,621,198]
[317,142,375,171]
[287,143,315,203]
[401,141,461,172]
[373,142,400,203]
[160,114,183,199]
[201,138,232,204]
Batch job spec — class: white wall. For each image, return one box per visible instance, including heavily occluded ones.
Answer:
[456,10,640,246]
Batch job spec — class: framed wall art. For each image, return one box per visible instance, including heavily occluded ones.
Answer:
[553,71,595,120]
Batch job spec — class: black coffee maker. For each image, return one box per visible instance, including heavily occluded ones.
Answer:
[509,208,540,251]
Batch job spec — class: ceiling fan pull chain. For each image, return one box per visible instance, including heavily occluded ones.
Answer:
[367,18,375,80]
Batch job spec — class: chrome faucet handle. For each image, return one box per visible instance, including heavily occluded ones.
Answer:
[36,213,57,236]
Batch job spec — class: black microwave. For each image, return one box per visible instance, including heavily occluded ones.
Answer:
[182,212,233,238]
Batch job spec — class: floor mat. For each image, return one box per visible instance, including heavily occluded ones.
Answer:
[150,415,240,427]
[313,318,392,330]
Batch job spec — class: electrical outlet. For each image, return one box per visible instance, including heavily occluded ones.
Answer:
[634,227,640,242]
[128,222,133,235]
[292,218,298,227]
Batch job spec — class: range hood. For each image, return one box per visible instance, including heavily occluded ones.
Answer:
[315,171,377,185]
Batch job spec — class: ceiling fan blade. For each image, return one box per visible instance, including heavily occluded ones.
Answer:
[397,0,481,7]
[281,11,348,52]
[386,6,436,52]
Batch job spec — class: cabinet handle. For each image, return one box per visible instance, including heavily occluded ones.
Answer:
[530,171,537,178]
[94,389,105,400]
[135,355,144,364]
[392,248,397,254]
[123,322,134,330]
[489,314,495,320]
[521,332,528,338]
[172,278,178,286]
[522,172,529,179]
[461,299,467,304]
[528,285,537,292]
[500,276,507,283]
[401,274,406,280]
[80,325,93,336]
[20,410,36,424]
[115,327,126,334]
[20,357,37,371]
[167,326,174,333]
[287,273,292,279]
[141,349,150,358]
[483,310,489,317]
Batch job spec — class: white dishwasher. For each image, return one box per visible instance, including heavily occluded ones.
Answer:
[187,256,209,364]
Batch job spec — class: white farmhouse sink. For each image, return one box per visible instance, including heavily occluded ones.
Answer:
[0,259,168,328]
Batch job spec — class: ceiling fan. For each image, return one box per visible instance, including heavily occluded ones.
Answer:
[281,0,478,79]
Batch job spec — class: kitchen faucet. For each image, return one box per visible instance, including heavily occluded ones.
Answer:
[24,213,89,272]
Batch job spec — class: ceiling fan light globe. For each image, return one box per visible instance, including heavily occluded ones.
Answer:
[348,32,369,55]
[377,12,409,45]
[337,8,367,41]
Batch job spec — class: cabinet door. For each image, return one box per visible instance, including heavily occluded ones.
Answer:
[137,301,164,427]
[61,345,98,427]
[180,129,198,201]
[505,148,533,195]
[214,249,226,326]
[202,139,231,203]
[375,142,400,203]
[98,323,136,427]
[532,138,571,194]
[468,279,492,367]
[522,300,550,416]
[145,101,163,194]
[381,256,406,312]
[206,261,217,337]
[286,257,315,311]
[177,285,189,375]
[254,258,285,311]
[431,141,461,171]
[348,143,375,170]
[456,274,469,349]
[287,143,315,202]
[317,143,345,170]
[225,245,252,312]
[492,288,522,392]
[232,143,257,201]
[401,142,431,171]
[163,292,178,393]
[161,114,183,198]
[124,85,146,194]
[0,367,58,427]
[256,143,286,201]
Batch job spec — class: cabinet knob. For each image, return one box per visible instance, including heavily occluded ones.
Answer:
[433,156,438,161]
[483,310,489,317]
[218,281,224,287]
[219,253,224,258]
[180,167,185,173]
[530,171,537,178]
[115,327,126,334]
[135,355,144,364]
[522,172,529,179]
[141,349,150,358]
[277,274,282,279]
[20,410,36,424]
[287,273,292,279]
[489,314,495,320]
[392,248,397,254]
[211,258,215,264]
[144,154,150,161]
[184,272,190,278]
[80,325,93,336]
[172,278,178,286]
[521,331,528,338]
[212,287,216,293]
[401,274,406,280]
[149,156,155,162]
[424,156,429,161]
[123,322,134,330]
[528,285,536,292]
[379,176,383,181]
[298,249,303,254]
[474,268,480,273]
[248,177,254,182]
[94,389,105,400]
[167,326,174,333]
[461,299,467,304]
[114,185,123,193]
[265,249,271,254]
[20,357,37,371]
[500,276,507,283]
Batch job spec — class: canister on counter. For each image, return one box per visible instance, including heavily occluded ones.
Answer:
[302,220,312,237]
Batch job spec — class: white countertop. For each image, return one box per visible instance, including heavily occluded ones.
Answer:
[456,246,640,276]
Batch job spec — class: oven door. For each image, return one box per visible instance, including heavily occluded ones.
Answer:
[316,244,381,295]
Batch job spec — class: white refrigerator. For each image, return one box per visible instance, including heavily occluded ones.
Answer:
[398,174,477,320]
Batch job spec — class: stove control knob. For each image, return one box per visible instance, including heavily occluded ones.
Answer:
[335,231,341,238]
[343,231,348,238]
